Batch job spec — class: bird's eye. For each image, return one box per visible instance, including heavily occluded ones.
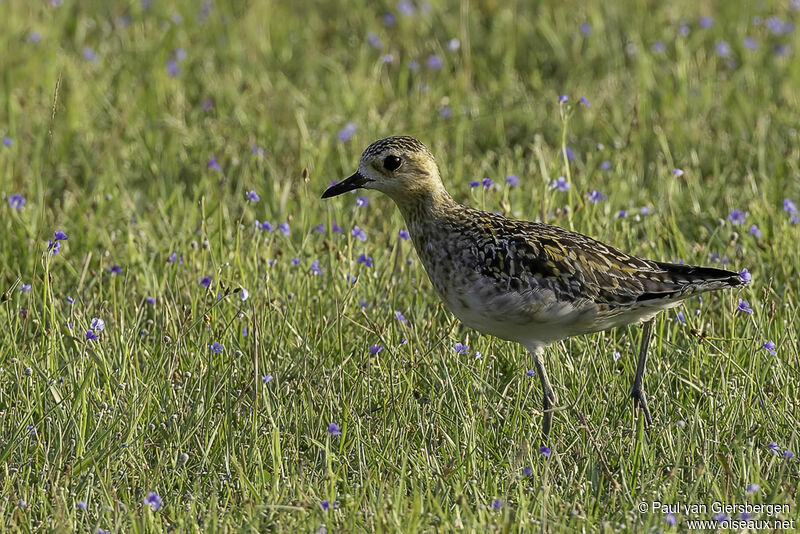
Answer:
[383,155,402,171]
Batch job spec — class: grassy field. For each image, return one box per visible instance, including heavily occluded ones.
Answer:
[1,0,799,531]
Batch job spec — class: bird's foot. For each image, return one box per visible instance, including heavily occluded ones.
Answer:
[631,388,653,427]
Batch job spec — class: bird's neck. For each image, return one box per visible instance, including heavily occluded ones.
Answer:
[392,187,459,235]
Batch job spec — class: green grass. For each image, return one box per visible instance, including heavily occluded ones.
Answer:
[1,0,799,531]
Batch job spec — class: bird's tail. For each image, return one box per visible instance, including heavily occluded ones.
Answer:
[656,262,748,288]
[636,262,748,303]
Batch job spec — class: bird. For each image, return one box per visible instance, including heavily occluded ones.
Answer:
[322,135,747,442]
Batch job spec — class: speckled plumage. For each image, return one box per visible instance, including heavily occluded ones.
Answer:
[323,135,746,440]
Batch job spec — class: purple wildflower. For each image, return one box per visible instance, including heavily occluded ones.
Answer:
[427,55,443,69]
[453,342,469,354]
[617,210,627,218]
[240,288,249,301]
[506,174,519,186]
[200,276,212,288]
[291,257,301,267]
[109,265,122,275]
[540,446,551,458]
[48,240,61,254]
[256,220,274,232]
[492,499,502,510]
[382,13,396,26]
[784,198,798,216]
[356,253,373,267]
[716,41,731,58]
[469,180,480,188]
[746,483,759,493]
[525,369,536,377]
[652,41,665,53]
[586,190,606,203]
[612,351,621,361]
[54,231,68,241]
[246,190,260,202]
[85,330,99,341]
[407,59,420,71]
[762,340,776,355]
[558,94,569,104]
[338,123,357,142]
[728,209,747,225]
[579,95,590,107]
[320,499,338,510]
[2,136,13,147]
[744,37,759,50]
[784,450,794,458]
[327,422,341,435]
[395,310,408,323]
[209,342,224,353]
[367,32,382,49]
[398,230,410,240]
[398,0,415,16]
[90,318,105,332]
[311,260,322,275]
[564,146,575,161]
[21,284,31,292]
[202,99,213,111]
[369,344,384,354]
[740,268,752,283]
[481,177,493,188]
[144,492,163,511]
[550,176,569,192]
[82,47,98,62]
[523,466,533,476]
[77,501,87,510]
[166,59,180,77]
[679,23,690,36]
[8,193,25,209]
[664,513,677,526]
[447,38,460,51]
[768,442,779,453]
[351,226,367,241]
[314,224,325,233]
[673,168,684,177]
[332,221,345,234]
[773,44,790,57]
[676,311,686,323]
[580,22,591,36]
[736,299,753,314]
[766,17,792,35]
[356,195,369,208]
[207,157,222,172]
[699,16,714,29]
[748,225,762,238]
[439,106,452,117]
[262,374,273,384]
[278,222,290,236]
[713,513,729,522]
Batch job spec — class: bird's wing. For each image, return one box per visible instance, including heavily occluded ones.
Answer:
[477,219,743,308]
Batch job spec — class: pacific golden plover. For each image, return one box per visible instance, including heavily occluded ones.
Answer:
[322,136,746,441]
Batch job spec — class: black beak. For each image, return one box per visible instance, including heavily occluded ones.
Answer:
[321,171,369,198]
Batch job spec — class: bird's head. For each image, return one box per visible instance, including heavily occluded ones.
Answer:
[322,136,445,203]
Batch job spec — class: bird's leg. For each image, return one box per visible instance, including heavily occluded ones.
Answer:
[631,319,654,427]
[530,345,556,443]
